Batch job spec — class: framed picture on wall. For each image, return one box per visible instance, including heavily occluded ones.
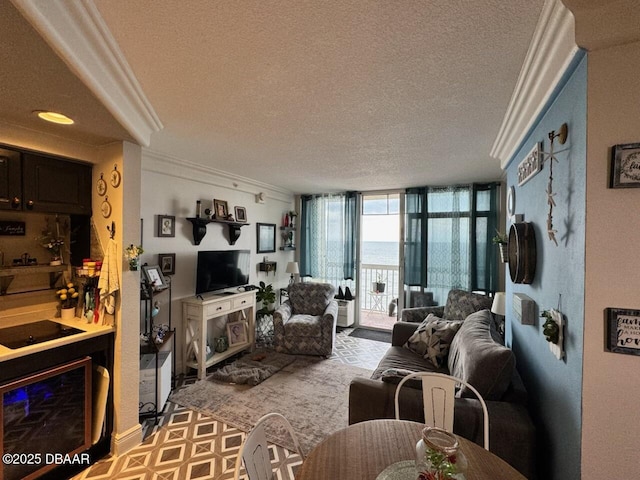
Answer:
[157,215,175,237]
[605,307,640,356]
[610,143,640,188]
[158,253,176,275]
[256,223,276,253]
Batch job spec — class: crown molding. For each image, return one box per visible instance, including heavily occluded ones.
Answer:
[490,0,579,168]
[11,0,163,147]
[142,148,295,204]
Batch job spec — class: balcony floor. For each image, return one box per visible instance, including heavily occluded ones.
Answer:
[359,307,398,330]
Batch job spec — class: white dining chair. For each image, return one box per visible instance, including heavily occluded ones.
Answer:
[394,371,490,450]
[233,412,305,480]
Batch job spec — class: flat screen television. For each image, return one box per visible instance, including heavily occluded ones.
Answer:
[196,249,250,295]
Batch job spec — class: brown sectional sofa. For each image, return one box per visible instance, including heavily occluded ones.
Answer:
[348,291,536,479]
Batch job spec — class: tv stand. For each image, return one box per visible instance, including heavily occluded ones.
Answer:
[182,290,256,380]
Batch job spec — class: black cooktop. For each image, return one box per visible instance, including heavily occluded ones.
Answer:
[0,320,84,350]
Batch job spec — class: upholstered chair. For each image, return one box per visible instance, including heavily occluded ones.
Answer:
[401,289,493,323]
[273,282,338,356]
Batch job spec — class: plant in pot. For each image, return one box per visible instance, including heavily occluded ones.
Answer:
[255,281,276,316]
[57,282,80,320]
[492,230,509,263]
[372,273,386,293]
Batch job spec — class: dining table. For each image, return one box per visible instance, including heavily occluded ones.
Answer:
[294,419,526,480]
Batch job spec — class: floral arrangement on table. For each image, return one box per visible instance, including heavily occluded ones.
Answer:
[56,282,80,309]
[124,244,144,270]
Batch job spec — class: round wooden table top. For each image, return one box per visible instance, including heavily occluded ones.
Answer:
[295,419,526,480]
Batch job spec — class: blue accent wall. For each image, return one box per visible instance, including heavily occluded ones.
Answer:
[504,53,586,480]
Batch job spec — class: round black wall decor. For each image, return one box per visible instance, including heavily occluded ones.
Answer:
[508,222,536,284]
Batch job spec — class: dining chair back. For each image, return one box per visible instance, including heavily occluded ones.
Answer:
[233,412,305,480]
[394,371,490,450]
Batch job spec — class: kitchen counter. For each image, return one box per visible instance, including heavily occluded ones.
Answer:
[0,308,114,362]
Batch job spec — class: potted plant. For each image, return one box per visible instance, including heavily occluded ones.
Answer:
[492,229,509,263]
[372,273,386,293]
[255,281,276,316]
[57,282,80,320]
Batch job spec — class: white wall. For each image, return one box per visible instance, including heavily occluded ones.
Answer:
[140,151,295,373]
[582,40,640,478]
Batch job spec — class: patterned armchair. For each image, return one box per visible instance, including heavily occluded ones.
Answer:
[273,282,338,356]
[401,289,493,323]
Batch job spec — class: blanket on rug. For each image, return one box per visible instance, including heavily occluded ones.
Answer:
[210,350,295,385]
[169,355,372,454]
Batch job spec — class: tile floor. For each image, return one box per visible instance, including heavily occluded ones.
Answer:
[72,328,389,480]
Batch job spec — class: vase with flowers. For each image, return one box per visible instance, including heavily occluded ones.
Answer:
[37,216,67,265]
[125,244,144,271]
[57,282,80,320]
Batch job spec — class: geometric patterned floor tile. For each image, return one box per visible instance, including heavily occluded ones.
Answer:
[72,328,388,480]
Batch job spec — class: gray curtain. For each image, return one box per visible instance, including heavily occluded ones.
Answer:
[299,193,359,284]
[404,183,498,304]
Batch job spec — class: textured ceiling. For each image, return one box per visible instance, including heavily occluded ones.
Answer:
[92,0,544,194]
[0,1,134,148]
[1,0,551,192]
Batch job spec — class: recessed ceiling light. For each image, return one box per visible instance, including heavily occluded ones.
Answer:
[34,110,74,125]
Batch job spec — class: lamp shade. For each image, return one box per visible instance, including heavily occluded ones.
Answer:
[286,262,299,274]
[491,292,506,316]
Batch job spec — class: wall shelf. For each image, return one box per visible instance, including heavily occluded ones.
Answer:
[258,261,277,275]
[186,217,251,245]
[0,263,67,295]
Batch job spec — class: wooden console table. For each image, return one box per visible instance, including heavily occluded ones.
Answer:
[182,290,256,380]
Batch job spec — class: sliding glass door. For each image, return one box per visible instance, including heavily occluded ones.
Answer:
[358,192,403,330]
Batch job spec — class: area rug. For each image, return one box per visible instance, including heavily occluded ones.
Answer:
[348,328,392,343]
[169,355,372,455]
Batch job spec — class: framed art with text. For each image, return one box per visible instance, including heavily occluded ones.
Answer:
[610,143,640,188]
[605,307,640,356]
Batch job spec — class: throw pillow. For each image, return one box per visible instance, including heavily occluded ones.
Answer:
[404,314,463,368]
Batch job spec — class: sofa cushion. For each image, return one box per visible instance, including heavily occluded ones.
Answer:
[372,346,448,383]
[404,315,463,368]
[447,309,515,400]
[283,314,322,337]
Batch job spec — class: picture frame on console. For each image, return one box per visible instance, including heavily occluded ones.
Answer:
[227,321,247,346]
[257,223,276,253]
[142,264,169,290]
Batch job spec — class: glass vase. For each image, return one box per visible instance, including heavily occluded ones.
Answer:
[129,258,139,271]
[416,427,467,480]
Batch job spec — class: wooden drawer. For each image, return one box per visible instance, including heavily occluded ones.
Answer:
[233,295,252,309]
[205,301,231,316]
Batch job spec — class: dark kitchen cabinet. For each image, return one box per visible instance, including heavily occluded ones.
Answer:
[23,153,92,214]
[0,147,22,210]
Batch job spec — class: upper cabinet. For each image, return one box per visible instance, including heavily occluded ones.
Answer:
[0,148,22,211]
[0,147,92,215]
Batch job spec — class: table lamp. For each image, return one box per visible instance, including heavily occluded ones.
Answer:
[491,292,506,336]
[286,261,299,285]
